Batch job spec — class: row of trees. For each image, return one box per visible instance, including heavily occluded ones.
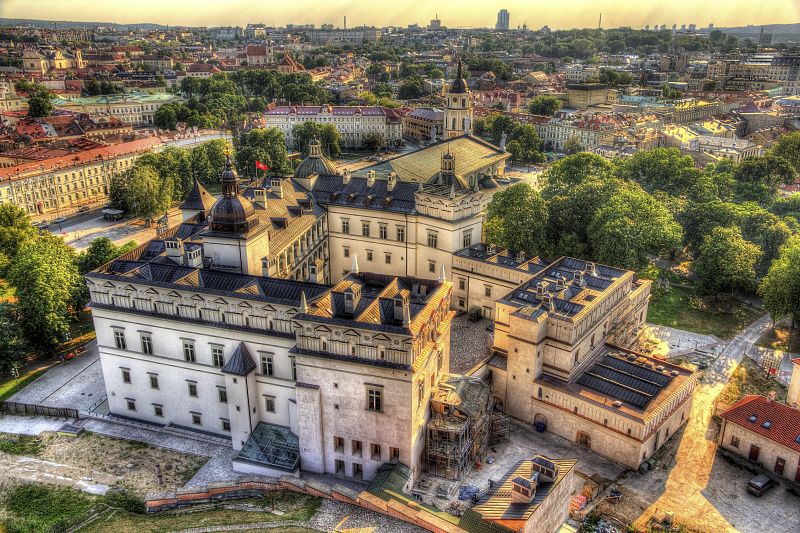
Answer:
[484,133,800,304]
[475,114,546,164]
[0,204,137,371]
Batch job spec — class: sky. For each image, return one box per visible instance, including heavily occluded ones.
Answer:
[1,0,799,30]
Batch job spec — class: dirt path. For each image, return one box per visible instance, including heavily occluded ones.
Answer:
[631,314,775,531]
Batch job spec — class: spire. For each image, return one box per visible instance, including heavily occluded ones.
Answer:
[402,299,411,328]
[300,291,308,314]
[456,59,463,80]
[438,264,447,283]
[220,154,239,197]
[350,254,359,274]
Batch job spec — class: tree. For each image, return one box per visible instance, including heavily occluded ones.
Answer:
[768,131,800,177]
[505,125,545,164]
[733,154,796,204]
[397,76,425,99]
[0,303,27,372]
[528,95,561,116]
[362,132,384,151]
[760,236,800,328]
[678,200,740,250]
[291,122,341,158]
[587,183,682,270]
[111,165,174,220]
[694,226,761,297]
[563,136,585,155]
[27,87,54,118]
[487,114,520,145]
[0,203,36,276]
[8,234,81,349]
[76,238,138,275]
[191,139,231,185]
[542,152,613,198]
[236,128,291,178]
[616,148,699,197]
[484,183,549,255]
[154,104,178,130]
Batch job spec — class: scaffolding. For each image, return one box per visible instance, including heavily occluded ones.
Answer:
[425,375,492,480]
[490,411,510,445]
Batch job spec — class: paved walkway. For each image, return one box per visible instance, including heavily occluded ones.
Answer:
[627,314,800,532]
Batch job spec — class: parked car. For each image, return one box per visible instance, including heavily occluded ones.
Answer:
[747,474,776,496]
[78,206,90,213]
[54,216,67,224]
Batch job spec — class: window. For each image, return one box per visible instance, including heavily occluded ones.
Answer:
[352,462,363,479]
[191,412,202,426]
[458,278,466,290]
[484,286,492,298]
[121,368,131,384]
[264,395,276,413]
[341,218,350,234]
[418,381,424,406]
[187,382,198,397]
[149,375,159,389]
[730,435,740,448]
[396,226,405,242]
[183,341,196,363]
[218,387,228,403]
[429,260,436,273]
[351,439,363,457]
[462,230,472,248]
[114,329,126,350]
[126,398,136,411]
[335,459,345,475]
[343,246,350,258]
[367,387,383,412]
[427,231,438,248]
[290,356,297,381]
[211,345,225,368]
[379,223,387,239]
[384,253,392,264]
[390,447,400,462]
[334,436,344,452]
[153,404,163,417]
[361,221,370,237]
[371,443,382,460]
[221,419,231,432]
[261,353,274,376]
[366,250,373,262]
[140,333,153,355]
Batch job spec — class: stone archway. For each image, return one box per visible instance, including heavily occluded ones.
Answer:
[533,413,548,432]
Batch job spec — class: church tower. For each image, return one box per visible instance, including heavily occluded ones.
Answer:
[444,60,473,139]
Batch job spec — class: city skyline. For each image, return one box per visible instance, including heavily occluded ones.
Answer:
[1,0,799,30]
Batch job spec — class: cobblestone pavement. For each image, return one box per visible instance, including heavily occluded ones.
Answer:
[9,342,106,411]
[621,314,800,532]
[449,314,494,374]
[309,498,425,533]
[639,324,720,359]
[0,414,66,435]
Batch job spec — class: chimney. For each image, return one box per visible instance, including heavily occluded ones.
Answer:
[393,295,405,321]
[309,263,319,283]
[165,238,183,264]
[402,299,411,327]
[367,170,376,187]
[271,177,283,199]
[510,475,536,505]
[387,172,397,192]
[185,247,202,268]
[261,258,270,277]
[343,168,351,185]
[788,358,800,408]
[253,187,267,208]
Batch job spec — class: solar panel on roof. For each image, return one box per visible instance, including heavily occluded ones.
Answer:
[576,373,651,409]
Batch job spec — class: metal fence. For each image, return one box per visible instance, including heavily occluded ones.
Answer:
[0,401,80,419]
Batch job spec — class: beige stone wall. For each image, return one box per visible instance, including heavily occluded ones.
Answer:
[526,465,578,533]
[719,420,800,482]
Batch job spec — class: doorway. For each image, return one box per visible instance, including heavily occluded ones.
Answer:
[576,431,591,449]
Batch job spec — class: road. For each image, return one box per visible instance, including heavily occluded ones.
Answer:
[627,313,800,532]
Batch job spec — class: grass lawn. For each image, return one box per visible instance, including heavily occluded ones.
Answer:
[0,367,46,402]
[0,434,45,455]
[757,323,800,353]
[82,494,322,533]
[646,286,763,339]
[1,483,96,533]
[717,356,787,405]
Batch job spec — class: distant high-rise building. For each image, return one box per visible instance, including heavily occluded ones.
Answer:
[496,9,510,31]
[688,24,696,31]
[429,15,441,30]
[708,23,714,30]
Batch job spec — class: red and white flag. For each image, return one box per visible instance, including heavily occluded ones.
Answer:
[255,160,269,171]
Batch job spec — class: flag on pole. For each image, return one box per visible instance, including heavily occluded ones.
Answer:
[255,160,269,171]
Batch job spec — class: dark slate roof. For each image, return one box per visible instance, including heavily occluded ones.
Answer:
[181,179,216,211]
[311,175,418,214]
[222,342,257,375]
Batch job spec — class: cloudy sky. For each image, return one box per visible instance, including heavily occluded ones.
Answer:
[1,0,798,29]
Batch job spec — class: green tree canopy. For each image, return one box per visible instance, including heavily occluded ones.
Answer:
[76,238,138,275]
[528,95,561,116]
[8,234,81,349]
[759,236,800,327]
[236,128,291,179]
[563,136,585,155]
[110,165,174,220]
[0,303,27,372]
[542,152,613,198]
[484,182,549,255]
[768,131,800,177]
[291,122,341,158]
[0,203,36,276]
[27,86,54,118]
[615,148,699,197]
[733,154,795,204]
[694,226,761,296]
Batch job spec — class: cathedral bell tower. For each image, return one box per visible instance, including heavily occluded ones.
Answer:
[444,60,473,139]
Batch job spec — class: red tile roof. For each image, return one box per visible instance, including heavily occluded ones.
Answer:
[721,395,800,453]
[0,137,162,181]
